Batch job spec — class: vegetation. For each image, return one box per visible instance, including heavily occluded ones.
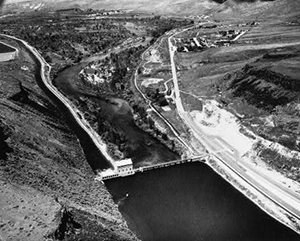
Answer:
[75,44,183,159]
[0,15,131,74]
[145,87,169,106]
[5,11,190,161]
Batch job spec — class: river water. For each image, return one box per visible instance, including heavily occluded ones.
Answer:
[22,45,111,171]
[53,65,179,168]
[26,43,299,240]
[106,163,300,241]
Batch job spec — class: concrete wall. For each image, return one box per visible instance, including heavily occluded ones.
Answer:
[0,41,18,62]
[0,51,16,62]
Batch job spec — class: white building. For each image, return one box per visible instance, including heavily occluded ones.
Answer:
[116,158,134,177]
[95,158,135,181]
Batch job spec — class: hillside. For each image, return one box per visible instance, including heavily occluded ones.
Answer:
[170,0,300,181]
[3,0,293,18]
[0,37,138,240]
[214,0,300,152]
[3,0,220,16]
[213,0,300,20]
[223,50,300,150]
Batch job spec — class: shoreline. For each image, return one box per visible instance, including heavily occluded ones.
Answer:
[206,156,300,234]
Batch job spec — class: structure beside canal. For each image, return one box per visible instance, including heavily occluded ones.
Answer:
[116,159,134,176]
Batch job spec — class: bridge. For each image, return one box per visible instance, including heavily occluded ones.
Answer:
[96,153,209,181]
[135,155,207,173]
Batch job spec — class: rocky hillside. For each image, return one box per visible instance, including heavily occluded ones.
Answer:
[228,52,300,111]
[213,0,300,20]
[0,38,138,240]
[3,0,285,17]
[171,0,300,181]
[211,2,300,180]
[222,48,300,151]
[3,0,221,16]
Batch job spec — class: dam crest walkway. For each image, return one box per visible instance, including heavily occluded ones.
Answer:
[96,153,209,181]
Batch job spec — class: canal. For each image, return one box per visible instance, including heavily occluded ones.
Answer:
[18,42,111,171]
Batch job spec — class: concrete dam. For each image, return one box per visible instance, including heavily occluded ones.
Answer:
[96,153,209,181]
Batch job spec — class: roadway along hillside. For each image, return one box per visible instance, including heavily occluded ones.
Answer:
[133,37,192,153]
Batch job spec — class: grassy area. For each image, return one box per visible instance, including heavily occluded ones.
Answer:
[174,14,300,154]
[181,92,203,112]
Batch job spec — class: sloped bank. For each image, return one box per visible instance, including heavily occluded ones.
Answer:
[0,37,138,240]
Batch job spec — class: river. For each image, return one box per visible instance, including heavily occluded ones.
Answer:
[53,64,179,168]
[24,41,299,240]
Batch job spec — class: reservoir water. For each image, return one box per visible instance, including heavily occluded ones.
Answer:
[23,41,300,241]
[106,163,300,241]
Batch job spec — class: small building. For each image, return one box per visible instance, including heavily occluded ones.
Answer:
[95,158,135,181]
[116,158,134,177]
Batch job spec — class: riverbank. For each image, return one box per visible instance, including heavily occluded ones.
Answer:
[206,156,300,234]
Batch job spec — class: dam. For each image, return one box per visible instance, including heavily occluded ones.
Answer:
[96,153,209,181]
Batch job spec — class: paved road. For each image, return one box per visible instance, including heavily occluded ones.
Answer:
[166,27,300,225]
[133,39,193,153]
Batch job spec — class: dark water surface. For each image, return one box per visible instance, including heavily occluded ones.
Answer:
[106,163,300,241]
[53,65,179,168]
[20,43,111,171]
[90,96,179,167]
[0,125,12,160]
